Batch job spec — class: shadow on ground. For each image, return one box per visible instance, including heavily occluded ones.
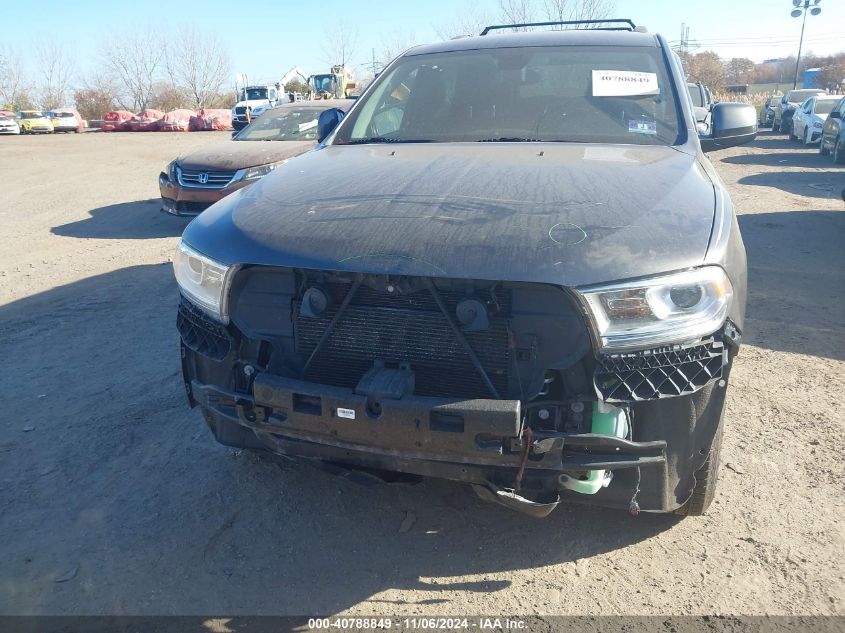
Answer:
[739,209,845,361]
[51,199,190,240]
[0,264,681,618]
[736,171,844,199]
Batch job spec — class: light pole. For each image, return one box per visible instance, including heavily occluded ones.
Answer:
[791,0,822,89]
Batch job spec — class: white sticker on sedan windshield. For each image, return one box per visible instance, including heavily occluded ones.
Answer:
[298,119,318,132]
[592,70,659,97]
[629,120,657,135]
[337,407,356,420]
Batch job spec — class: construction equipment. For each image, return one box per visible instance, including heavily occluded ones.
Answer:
[309,65,359,100]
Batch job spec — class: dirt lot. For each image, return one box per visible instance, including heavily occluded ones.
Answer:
[0,131,843,618]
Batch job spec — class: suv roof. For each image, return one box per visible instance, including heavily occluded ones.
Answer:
[405,29,660,57]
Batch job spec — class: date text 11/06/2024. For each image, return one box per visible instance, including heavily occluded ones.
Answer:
[307,617,528,630]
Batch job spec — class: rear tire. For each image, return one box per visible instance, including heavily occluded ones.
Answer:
[820,139,830,156]
[674,424,723,516]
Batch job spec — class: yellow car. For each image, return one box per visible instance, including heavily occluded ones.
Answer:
[17,110,54,134]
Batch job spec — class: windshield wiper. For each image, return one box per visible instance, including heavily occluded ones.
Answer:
[346,137,432,145]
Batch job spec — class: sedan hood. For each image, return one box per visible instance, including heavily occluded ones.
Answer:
[184,143,717,287]
[177,140,315,171]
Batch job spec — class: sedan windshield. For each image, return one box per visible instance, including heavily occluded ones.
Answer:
[20,112,45,119]
[335,46,681,145]
[789,90,823,104]
[814,100,837,115]
[236,107,324,141]
[687,85,704,107]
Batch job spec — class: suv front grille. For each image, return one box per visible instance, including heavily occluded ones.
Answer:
[294,282,511,399]
[594,339,726,402]
[177,167,237,189]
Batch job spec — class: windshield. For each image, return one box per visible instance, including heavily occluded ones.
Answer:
[19,111,45,119]
[312,75,337,94]
[789,90,823,103]
[243,88,268,101]
[687,84,704,107]
[236,106,325,141]
[0,116,13,122]
[814,100,836,115]
[334,46,681,145]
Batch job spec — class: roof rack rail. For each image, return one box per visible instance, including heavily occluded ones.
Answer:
[480,19,637,36]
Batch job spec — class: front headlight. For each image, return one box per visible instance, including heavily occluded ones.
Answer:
[166,160,177,181]
[813,121,822,128]
[577,266,733,351]
[236,160,285,182]
[173,241,235,322]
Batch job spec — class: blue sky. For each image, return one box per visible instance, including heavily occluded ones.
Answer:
[2,0,843,86]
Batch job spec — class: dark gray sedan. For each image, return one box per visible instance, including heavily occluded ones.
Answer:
[173,22,756,518]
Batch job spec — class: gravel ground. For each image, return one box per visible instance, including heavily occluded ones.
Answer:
[0,130,843,618]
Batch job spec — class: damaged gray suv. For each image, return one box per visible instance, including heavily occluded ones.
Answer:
[174,20,756,517]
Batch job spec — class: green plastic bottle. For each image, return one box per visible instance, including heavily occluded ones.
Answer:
[560,401,629,495]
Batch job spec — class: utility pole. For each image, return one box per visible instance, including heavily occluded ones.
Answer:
[790,0,822,89]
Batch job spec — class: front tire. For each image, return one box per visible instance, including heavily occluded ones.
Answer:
[804,128,812,146]
[834,139,845,164]
[674,424,723,516]
[820,139,830,156]
[789,124,797,141]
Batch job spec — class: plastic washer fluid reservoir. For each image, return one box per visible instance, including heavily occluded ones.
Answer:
[560,401,629,495]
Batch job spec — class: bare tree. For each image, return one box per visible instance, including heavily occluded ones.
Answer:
[321,23,358,69]
[434,0,494,39]
[100,26,166,111]
[0,45,35,110]
[542,0,616,26]
[377,29,419,70]
[73,72,119,120]
[567,0,615,24]
[33,39,75,110]
[498,0,537,29]
[165,26,231,109]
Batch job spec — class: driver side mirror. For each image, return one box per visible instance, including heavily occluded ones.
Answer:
[699,102,757,152]
[317,108,345,143]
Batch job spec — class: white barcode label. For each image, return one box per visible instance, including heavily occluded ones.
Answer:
[337,407,356,420]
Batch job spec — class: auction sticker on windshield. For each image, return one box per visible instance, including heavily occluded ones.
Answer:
[592,70,659,96]
[629,120,657,135]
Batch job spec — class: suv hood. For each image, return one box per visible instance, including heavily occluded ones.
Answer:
[177,141,314,171]
[184,143,717,287]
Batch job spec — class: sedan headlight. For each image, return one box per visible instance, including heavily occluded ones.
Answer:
[577,266,733,351]
[173,241,236,322]
[164,160,177,181]
[813,121,822,128]
[236,160,286,182]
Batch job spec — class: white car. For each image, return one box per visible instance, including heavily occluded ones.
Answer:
[0,114,20,135]
[791,95,842,145]
[47,109,82,133]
